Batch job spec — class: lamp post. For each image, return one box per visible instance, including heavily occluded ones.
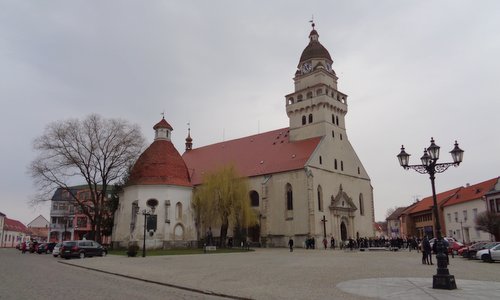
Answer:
[397,138,464,290]
[142,208,155,257]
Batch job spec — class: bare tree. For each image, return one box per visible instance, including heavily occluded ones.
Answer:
[30,114,145,243]
[475,211,500,241]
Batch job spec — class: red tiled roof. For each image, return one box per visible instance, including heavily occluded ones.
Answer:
[443,177,499,207]
[128,140,191,187]
[153,118,173,130]
[182,128,322,185]
[4,218,28,233]
[402,187,462,215]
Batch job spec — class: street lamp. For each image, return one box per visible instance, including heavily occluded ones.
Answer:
[141,206,156,258]
[397,138,464,290]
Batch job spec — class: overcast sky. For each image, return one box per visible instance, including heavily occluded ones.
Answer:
[1,1,499,225]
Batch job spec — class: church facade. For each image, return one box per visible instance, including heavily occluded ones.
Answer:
[112,24,374,249]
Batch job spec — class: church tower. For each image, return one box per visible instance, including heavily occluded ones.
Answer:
[286,23,348,142]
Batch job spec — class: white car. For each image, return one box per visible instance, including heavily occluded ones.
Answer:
[52,242,62,257]
[476,243,500,262]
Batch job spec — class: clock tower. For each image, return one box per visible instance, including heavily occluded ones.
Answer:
[286,23,348,142]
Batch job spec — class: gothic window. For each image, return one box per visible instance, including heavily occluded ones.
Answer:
[176,202,182,220]
[286,183,293,210]
[308,114,313,123]
[307,91,313,99]
[302,116,306,125]
[164,200,171,223]
[334,159,338,170]
[317,185,323,212]
[359,194,365,216]
[319,156,322,165]
[249,190,259,207]
[131,201,138,230]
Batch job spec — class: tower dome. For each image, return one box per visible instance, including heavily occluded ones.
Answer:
[127,118,191,187]
[298,25,332,65]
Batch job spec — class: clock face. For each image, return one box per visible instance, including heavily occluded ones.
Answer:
[302,62,312,73]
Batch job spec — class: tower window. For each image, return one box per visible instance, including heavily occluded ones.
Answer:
[307,91,313,99]
[340,134,343,140]
[341,161,344,171]
[336,116,339,126]
[302,116,306,125]
[334,159,338,170]
[319,156,322,165]
[316,89,322,95]
[288,97,294,105]
[332,114,335,124]
[332,131,335,138]
[358,167,360,175]
[297,94,303,102]
[359,194,365,216]
[308,114,313,123]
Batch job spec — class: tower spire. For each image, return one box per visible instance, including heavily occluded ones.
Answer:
[185,122,193,151]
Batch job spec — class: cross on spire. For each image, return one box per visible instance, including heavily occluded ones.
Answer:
[309,15,315,29]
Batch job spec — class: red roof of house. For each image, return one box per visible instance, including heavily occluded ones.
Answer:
[4,218,28,233]
[401,187,462,215]
[182,128,322,185]
[128,140,191,187]
[443,177,499,207]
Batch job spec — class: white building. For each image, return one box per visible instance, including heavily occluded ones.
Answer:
[442,177,499,243]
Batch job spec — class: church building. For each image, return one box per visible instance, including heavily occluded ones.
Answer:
[112,24,375,249]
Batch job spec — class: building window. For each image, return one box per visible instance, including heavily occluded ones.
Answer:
[307,91,313,99]
[332,131,335,138]
[316,89,322,95]
[176,202,182,220]
[463,210,468,221]
[288,97,294,104]
[286,183,293,210]
[302,116,306,125]
[334,159,338,170]
[341,161,344,171]
[496,198,500,213]
[131,201,138,230]
[319,156,322,165]
[317,185,323,212]
[336,116,339,125]
[332,115,335,124]
[250,190,259,207]
[454,212,458,222]
[357,167,360,175]
[164,200,170,223]
[359,194,364,216]
[473,208,478,219]
[308,114,313,123]
[297,94,303,102]
[340,134,343,140]
[447,213,451,223]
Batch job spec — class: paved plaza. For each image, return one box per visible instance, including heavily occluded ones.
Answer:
[61,248,500,299]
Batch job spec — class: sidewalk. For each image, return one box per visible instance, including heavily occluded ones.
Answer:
[60,248,500,299]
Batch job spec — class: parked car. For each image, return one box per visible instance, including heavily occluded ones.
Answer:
[46,242,57,253]
[52,242,62,257]
[36,243,48,254]
[458,241,489,259]
[476,242,500,262]
[60,240,107,259]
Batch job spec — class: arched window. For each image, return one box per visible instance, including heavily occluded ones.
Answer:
[307,91,313,99]
[317,185,323,211]
[334,159,338,170]
[249,190,259,207]
[308,114,313,123]
[286,183,293,210]
[131,201,138,230]
[359,194,365,216]
[176,202,182,220]
[288,97,294,104]
[302,116,306,125]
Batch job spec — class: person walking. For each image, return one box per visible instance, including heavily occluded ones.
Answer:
[330,236,335,250]
[322,238,328,250]
[423,236,433,265]
[288,238,294,252]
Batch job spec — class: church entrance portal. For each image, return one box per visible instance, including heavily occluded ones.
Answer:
[340,222,347,241]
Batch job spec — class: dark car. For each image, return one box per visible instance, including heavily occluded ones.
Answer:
[36,243,48,254]
[60,240,107,259]
[46,242,57,253]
